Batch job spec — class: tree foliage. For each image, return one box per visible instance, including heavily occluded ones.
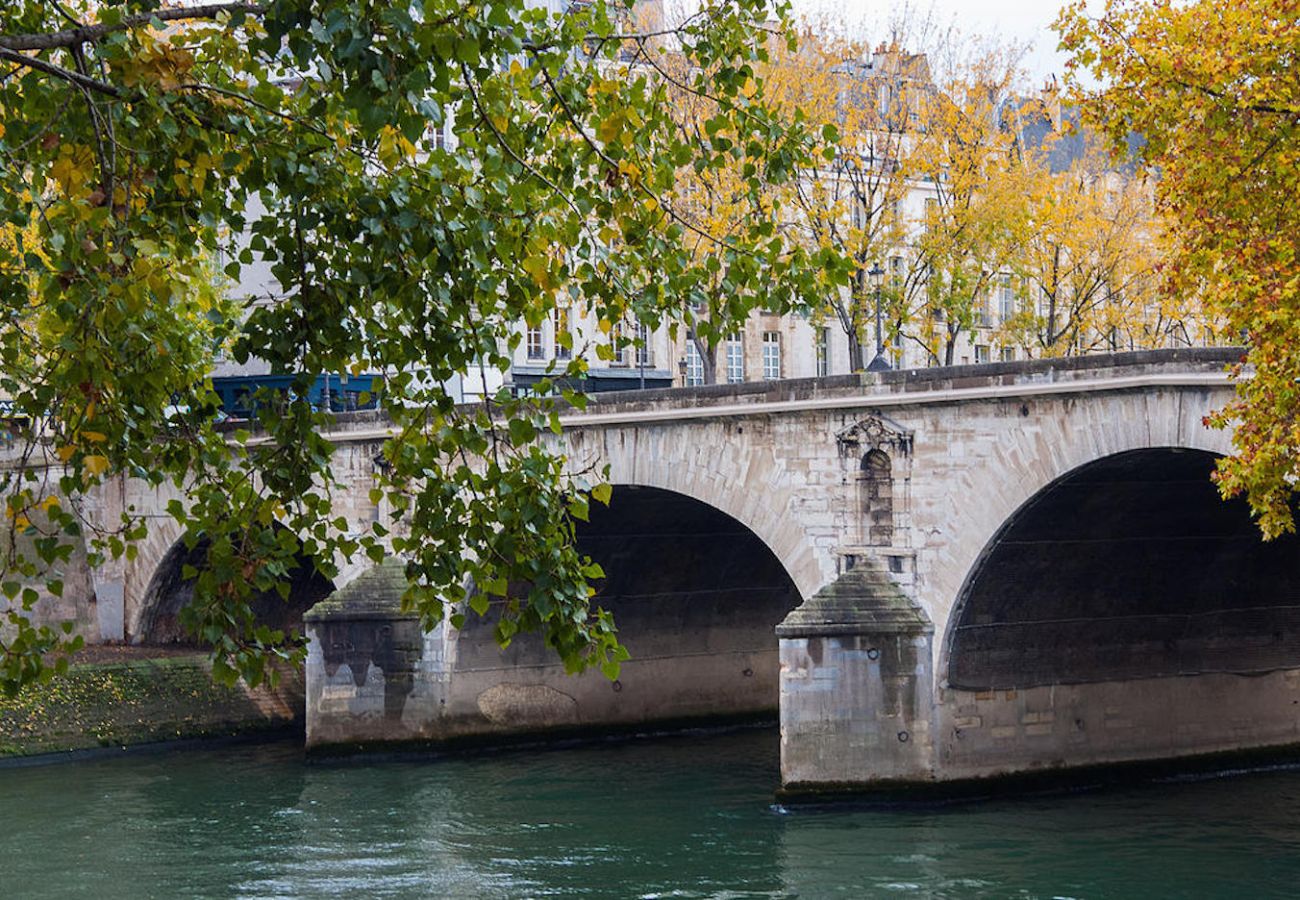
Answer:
[1059,0,1300,536]
[0,0,841,692]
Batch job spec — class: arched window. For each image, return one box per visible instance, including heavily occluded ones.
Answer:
[860,449,893,546]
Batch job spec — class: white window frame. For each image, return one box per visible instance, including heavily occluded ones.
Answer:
[725,335,744,384]
[762,331,781,381]
[685,339,704,386]
[526,324,545,360]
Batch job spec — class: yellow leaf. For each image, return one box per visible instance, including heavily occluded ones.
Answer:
[596,114,623,145]
[83,455,109,477]
[55,445,76,463]
[81,431,107,443]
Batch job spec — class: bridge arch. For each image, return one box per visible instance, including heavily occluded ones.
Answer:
[563,421,827,601]
[136,527,335,646]
[944,447,1300,690]
[450,483,805,723]
[923,388,1232,650]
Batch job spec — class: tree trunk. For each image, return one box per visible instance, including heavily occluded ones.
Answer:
[691,336,719,386]
[846,328,865,373]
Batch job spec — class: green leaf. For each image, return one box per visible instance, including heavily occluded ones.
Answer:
[469,592,490,616]
[508,417,536,446]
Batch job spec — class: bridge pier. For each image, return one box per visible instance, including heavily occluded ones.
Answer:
[776,564,935,792]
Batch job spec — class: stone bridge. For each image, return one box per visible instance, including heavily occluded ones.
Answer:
[55,347,1300,794]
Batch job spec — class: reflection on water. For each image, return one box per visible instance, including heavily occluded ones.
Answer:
[2,728,1299,898]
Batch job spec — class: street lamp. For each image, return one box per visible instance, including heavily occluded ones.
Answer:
[866,262,891,372]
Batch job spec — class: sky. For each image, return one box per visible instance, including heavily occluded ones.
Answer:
[788,0,1082,83]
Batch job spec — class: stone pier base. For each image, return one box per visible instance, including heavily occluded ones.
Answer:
[776,564,935,792]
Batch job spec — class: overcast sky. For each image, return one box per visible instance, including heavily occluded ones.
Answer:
[788,0,1081,83]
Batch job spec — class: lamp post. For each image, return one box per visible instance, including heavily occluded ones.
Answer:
[866,262,891,372]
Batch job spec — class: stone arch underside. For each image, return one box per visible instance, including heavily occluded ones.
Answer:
[948,448,1300,689]
[449,484,805,727]
[137,532,336,646]
[562,421,830,601]
[921,387,1231,657]
[937,445,1300,778]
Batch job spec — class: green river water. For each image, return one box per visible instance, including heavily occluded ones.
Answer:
[2,727,1299,898]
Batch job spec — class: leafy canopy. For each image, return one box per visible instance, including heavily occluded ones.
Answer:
[0,0,843,692]
[1060,0,1300,536]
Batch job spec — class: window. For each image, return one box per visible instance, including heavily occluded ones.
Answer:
[889,256,904,288]
[1000,347,1016,362]
[636,322,651,367]
[554,307,572,360]
[877,83,890,117]
[974,344,990,364]
[816,327,830,377]
[527,324,545,360]
[762,331,781,380]
[851,198,867,231]
[725,334,744,384]
[609,320,626,366]
[998,274,1015,322]
[685,339,704,386]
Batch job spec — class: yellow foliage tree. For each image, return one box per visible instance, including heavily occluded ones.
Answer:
[1060,0,1296,533]
[896,43,1031,366]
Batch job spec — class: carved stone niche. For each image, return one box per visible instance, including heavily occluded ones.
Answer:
[835,413,914,458]
[837,414,913,548]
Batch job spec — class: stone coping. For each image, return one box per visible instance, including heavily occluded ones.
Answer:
[304,559,419,622]
[776,564,933,638]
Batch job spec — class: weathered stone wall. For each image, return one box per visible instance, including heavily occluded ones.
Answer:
[937,671,1300,780]
[306,487,803,748]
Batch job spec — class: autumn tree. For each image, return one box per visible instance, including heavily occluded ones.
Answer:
[1060,0,1299,536]
[895,42,1030,367]
[1001,138,1169,357]
[769,31,919,371]
[0,0,840,692]
[644,13,848,384]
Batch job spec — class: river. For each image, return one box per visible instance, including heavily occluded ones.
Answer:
[2,727,1298,898]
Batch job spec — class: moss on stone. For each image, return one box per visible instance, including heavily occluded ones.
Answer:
[0,655,300,757]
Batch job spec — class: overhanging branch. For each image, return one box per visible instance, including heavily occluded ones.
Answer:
[0,3,264,52]
[0,45,123,97]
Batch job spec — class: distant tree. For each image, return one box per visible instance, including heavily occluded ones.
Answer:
[0,0,841,692]
[770,30,918,372]
[898,42,1029,366]
[1006,142,1172,357]
[1060,0,1300,536]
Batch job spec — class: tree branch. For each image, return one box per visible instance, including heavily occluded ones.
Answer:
[0,45,122,97]
[0,3,264,52]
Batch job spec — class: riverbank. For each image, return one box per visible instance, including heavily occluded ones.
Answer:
[0,650,303,758]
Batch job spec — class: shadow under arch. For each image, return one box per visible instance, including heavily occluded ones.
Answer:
[453,484,804,720]
[944,447,1300,690]
[137,528,336,646]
